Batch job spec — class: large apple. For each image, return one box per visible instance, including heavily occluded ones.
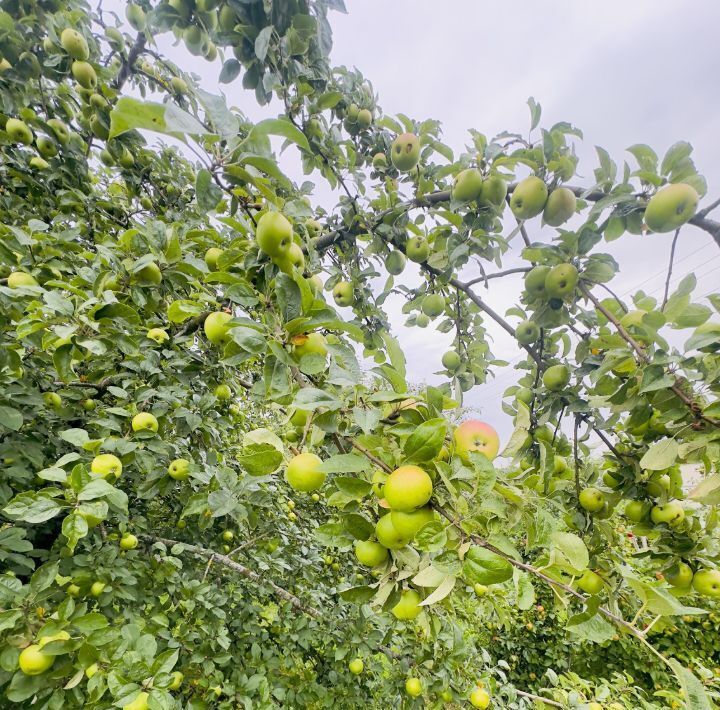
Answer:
[577,569,604,594]
[544,263,578,298]
[442,350,461,373]
[60,27,89,60]
[354,539,389,567]
[390,506,434,539]
[392,589,422,620]
[132,412,158,433]
[650,501,685,527]
[168,458,190,481]
[480,175,507,207]
[509,176,548,220]
[692,569,720,598]
[383,465,433,511]
[146,328,169,344]
[405,236,429,263]
[348,658,364,675]
[276,243,305,274]
[6,118,34,145]
[204,311,232,345]
[375,513,411,549]
[542,364,570,391]
[19,644,55,675]
[332,281,353,307]
[136,262,162,285]
[645,183,699,233]
[91,453,122,480]
[470,687,491,709]
[453,420,500,461]
[578,487,605,513]
[421,293,445,318]
[47,118,70,145]
[292,332,328,359]
[390,133,420,172]
[515,319,540,345]
[524,265,551,299]
[285,452,326,492]
[119,533,138,550]
[452,168,483,202]
[543,187,577,226]
[71,60,97,89]
[256,211,293,257]
[405,677,423,697]
[385,250,406,275]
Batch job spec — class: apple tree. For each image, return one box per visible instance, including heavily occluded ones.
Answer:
[1,0,720,708]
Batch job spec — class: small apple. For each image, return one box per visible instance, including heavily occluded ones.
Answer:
[168,458,190,481]
[147,328,169,344]
[36,135,58,158]
[524,265,551,299]
[383,465,433,512]
[666,562,693,589]
[393,589,423,621]
[692,569,720,598]
[624,500,651,522]
[480,174,508,207]
[90,581,106,596]
[66,583,81,597]
[554,456,568,475]
[404,676,423,697]
[136,262,162,285]
[332,281,353,307]
[651,502,685,527]
[385,250,406,275]
[119,533,139,550]
[577,569,604,595]
[515,319,540,345]
[168,670,183,689]
[354,539,389,566]
[542,364,570,391]
[6,118,34,145]
[214,383,232,400]
[204,311,232,345]
[276,242,305,274]
[356,109,373,129]
[19,644,54,675]
[71,60,97,89]
[509,176,548,220]
[132,412,158,433]
[543,187,577,227]
[82,398,97,411]
[421,293,445,317]
[126,3,146,30]
[470,687,491,709]
[405,236,429,263]
[8,271,39,288]
[256,211,293,257]
[221,530,234,543]
[205,247,224,271]
[578,487,605,513]
[375,514,411,549]
[453,420,500,461]
[371,470,388,497]
[645,183,699,233]
[515,387,533,405]
[348,658,364,675]
[544,263,578,299]
[285,452,326,492]
[30,156,50,170]
[60,28,90,60]
[91,453,122,480]
[442,350,461,372]
[122,692,149,710]
[43,392,62,409]
[372,152,388,170]
[474,583,488,596]
[390,133,420,172]
[47,118,70,145]
[452,168,483,202]
[292,332,327,359]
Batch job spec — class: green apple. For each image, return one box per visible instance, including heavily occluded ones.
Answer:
[119,533,139,550]
[292,332,328,358]
[666,562,693,588]
[392,589,422,620]
[132,412,158,433]
[554,456,568,475]
[404,676,423,697]
[579,487,605,513]
[421,293,445,318]
[348,657,364,674]
[646,474,670,498]
[383,465,433,511]
[515,387,533,405]
[624,500,651,522]
[82,398,97,411]
[36,135,58,158]
[332,281,353,307]
[474,583,488,596]
[214,383,232,400]
[168,671,184,690]
[100,149,115,167]
[126,3,146,30]
[275,242,305,274]
[168,458,190,481]
[453,420,500,461]
[91,453,122,479]
[515,319,540,345]
[372,152,388,170]
[308,273,323,294]
[577,569,604,594]
[19,644,55,675]
[415,313,430,328]
[122,692,149,710]
[29,156,50,170]
[204,311,232,345]
[510,176,548,220]
[60,28,89,60]
[204,247,223,271]
[8,271,38,288]
[285,452,325,492]
[71,60,97,89]
[405,236,429,263]
[222,530,234,542]
[375,514,411,549]
[542,364,570,391]
[371,470,387,497]
[645,183,699,233]
[170,76,188,95]
[650,501,684,527]
[524,265,551,299]
[356,109,373,129]
[136,262,162,285]
[354,540,388,567]
[385,250,406,275]
[442,350,461,372]
[6,118,34,145]
[42,391,61,409]
[470,687,491,709]
[543,187,577,226]
[390,506,433,539]
[692,569,720,598]
[452,168,483,202]
[47,118,70,145]
[480,175,507,206]
[390,133,420,172]
[90,581,106,596]
[256,211,293,257]
[147,328,169,344]
[66,583,81,597]
[544,263,578,298]
[218,4,237,30]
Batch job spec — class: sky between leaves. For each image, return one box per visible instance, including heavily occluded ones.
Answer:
[104,0,720,442]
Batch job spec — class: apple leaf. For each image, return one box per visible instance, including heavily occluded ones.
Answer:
[669,660,713,710]
[688,474,720,505]
[501,401,530,458]
[623,574,706,617]
[109,97,209,139]
[412,565,447,588]
[237,444,283,476]
[567,614,615,644]
[319,454,369,474]
[639,438,678,471]
[550,532,589,573]
[419,575,456,606]
[403,418,446,463]
[342,513,374,540]
[0,406,22,431]
[339,585,375,604]
[244,117,310,154]
[463,546,513,585]
[62,513,88,553]
[3,491,63,524]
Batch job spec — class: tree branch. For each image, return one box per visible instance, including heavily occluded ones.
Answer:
[661,228,681,310]
[115,33,146,91]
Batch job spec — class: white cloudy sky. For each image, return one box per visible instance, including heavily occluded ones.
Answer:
[107,0,720,442]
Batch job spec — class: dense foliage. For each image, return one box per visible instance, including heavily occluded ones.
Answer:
[1,0,720,708]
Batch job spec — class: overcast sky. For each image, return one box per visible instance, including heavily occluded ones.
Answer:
[107,0,720,442]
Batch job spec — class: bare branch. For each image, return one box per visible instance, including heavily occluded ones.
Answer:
[661,228,681,310]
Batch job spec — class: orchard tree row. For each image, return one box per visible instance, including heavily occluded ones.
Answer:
[1,0,720,708]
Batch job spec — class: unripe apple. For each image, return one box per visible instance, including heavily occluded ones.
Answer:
[60,28,90,61]
[480,174,508,207]
[147,328,169,344]
[666,562,693,588]
[390,506,433,539]
[474,583,488,596]
[510,176,548,220]
[36,135,58,158]
[515,319,540,345]
[421,293,445,318]
[372,152,388,170]
[415,313,430,328]
[624,500,651,522]
[578,487,605,513]
[67,583,81,597]
[168,670,184,690]
[123,691,149,710]
[6,118,34,145]
[452,168,483,202]
[393,589,422,621]
[204,311,232,345]
[650,501,685,527]
[375,514,410,549]
[453,420,500,461]
[385,250,406,275]
[332,281,353,307]
[544,263,578,299]
[82,398,97,411]
[136,262,162,285]
[348,657,364,674]
[292,332,327,359]
[47,118,70,145]
[404,676,423,696]
[542,364,570,391]
[515,387,533,405]
[203,247,223,271]
[126,3,146,30]
[256,211,293,257]
[42,391,61,409]
[222,530,234,542]
[577,569,604,594]
[383,465,433,511]
[275,242,305,274]
[218,4,237,30]
[30,156,50,170]
[132,412,158,433]
[168,458,190,481]
[470,687,491,709]
[405,235,430,264]
[371,470,387,497]
[90,581,106,596]
[71,60,97,90]
[214,383,232,401]
[119,533,139,550]
[692,569,720,598]
[354,539,389,567]
[19,644,55,676]
[442,350,461,372]
[8,271,38,288]
[390,133,420,172]
[286,452,325,492]
[356,109,372,129]
[91,453,122,479]
[645,183,699,233]
[543,187,577,226]
[524,265,551,299]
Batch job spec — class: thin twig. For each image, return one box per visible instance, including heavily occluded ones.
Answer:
[661,228,681,310]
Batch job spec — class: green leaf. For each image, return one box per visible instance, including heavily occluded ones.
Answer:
[419,575,456,606]
[624,574,707,616]
[639,438,678,471]
[661,141,693,176]
[551,532,589,573]
[72,612,109,634]
[109,97,209,139]
[403,418,446,463]
[319,454,369,474]
[219,59,241,84]
[62,513,88,553]
[294,387,342,411]
[567,613,615,643]
[255,25,274,61]
[689,474,720,505]
[3,491,63,524]
[195,169,224,212]
[245,118,310,153]
[339,585,375,604]
[77,479,128,514]
[237,444,283,476]
[167,299,205,324]
[463,546,513,585]
[342,513,374,540]
[0,406,22,431]
[30,561,59,594]
[60,428,90,447]
[669,660,713,710]
[334,477,372,498]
